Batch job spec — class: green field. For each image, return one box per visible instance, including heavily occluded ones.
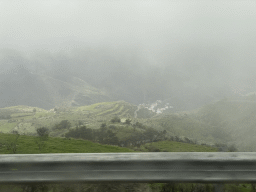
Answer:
[0,133,134,154]
[0,133,219,154]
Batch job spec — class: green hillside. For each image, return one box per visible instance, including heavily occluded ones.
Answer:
[0,133,134,154]
[2,97,256,152]
[0,132,219,154]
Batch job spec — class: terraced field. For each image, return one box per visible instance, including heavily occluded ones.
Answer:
[0,101,137,136]
[78,101,136,118]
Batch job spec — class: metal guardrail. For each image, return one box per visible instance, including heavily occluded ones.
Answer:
[0,152,256,184]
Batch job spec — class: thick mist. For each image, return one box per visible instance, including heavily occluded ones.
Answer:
[1,1,256,109]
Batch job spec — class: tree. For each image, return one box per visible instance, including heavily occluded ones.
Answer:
[144,128,159,142]
[36,127,49,139]
[110,116,121,123]
[101,130,119,145]
[228,144,238,152]
[109,125,116,130]
[33,108,37,113]
[79,126,93,140]
[101,123,107,128]
[98,126,107,143]
[53,120,71,130]
[125,119,131,125]
[36,127,49,152]
[76,120,84,127]
[6,131,20,154]
[65,125,94,141]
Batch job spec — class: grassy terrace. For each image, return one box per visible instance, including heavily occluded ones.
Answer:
[0,133,133,154]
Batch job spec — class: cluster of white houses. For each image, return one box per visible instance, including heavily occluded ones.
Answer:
[138,100,173,114]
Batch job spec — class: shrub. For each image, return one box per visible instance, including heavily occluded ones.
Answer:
[228,144,238,152]
[125,119,132,125]
[0,114,11,119]
[100,123,107,128]
[36,127,49,138]
[110,116,121,123]
[145,145,161,152]
[53,120,71,130]
[108,125,116,130]
[135,122,145,129]
[6,133,20,154]
[65,126,93,141]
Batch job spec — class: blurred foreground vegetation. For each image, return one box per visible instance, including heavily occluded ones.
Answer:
[0,132,250,192]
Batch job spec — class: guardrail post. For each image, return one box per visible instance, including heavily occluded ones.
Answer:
[214,146,227,192]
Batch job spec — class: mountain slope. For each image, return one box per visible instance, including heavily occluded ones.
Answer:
[147,96,256,151]
[0,67,110,109]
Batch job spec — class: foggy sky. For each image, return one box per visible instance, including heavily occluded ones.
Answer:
[1,1,256,52]
[1,1,256,96]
